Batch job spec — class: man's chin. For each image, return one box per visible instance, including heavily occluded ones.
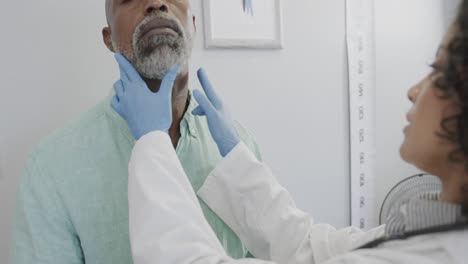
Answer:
[135,61,177,80]
[132,44,186,79]
[137,68,169,80]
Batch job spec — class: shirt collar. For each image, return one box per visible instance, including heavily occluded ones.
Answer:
[182,90,199,138]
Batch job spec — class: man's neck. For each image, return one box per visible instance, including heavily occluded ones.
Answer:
[143,72,190,147]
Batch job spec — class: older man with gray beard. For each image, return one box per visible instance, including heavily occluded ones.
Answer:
[10,1,261,263]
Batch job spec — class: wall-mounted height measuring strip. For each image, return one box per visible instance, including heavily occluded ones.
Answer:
[346,0,377,230]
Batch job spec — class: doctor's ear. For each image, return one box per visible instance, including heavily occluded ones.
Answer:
[102,27,115,52]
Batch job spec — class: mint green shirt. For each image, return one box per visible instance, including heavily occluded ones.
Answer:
[11,93,261,264]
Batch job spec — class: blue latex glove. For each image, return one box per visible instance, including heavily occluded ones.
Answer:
[192,68,240,157]
[111,53,179,139]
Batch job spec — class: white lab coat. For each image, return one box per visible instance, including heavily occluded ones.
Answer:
[128,131,468,264]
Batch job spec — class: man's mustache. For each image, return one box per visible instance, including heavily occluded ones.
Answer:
[136,15,183,42]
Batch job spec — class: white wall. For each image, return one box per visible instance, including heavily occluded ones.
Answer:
[0,0,458,262]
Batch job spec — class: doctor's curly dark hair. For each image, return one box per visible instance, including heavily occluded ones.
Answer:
[435,0,468,215]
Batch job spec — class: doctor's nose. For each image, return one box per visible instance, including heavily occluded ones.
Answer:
[407,82,421,103]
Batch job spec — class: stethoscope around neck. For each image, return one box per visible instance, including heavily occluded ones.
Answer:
[355,219,468,250]
[355,173,468,249]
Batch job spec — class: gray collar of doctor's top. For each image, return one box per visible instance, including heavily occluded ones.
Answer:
[385,192,464,236]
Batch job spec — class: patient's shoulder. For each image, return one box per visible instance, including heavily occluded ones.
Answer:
[25,99,121,172]
[34,101,109,151]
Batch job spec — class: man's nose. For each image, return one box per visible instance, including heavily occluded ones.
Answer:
[145,0,169,15]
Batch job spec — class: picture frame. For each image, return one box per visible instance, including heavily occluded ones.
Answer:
[202,0,283,49]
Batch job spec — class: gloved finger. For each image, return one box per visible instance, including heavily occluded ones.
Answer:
[193,89,217,117]
[159,64,180,99]
[197,68,223,109]
[113,80,125,98]
[115,53,141,82]
[114,53,130,82]
[191,106,206,116]
[248,0,254,15]
[111,95,121,114]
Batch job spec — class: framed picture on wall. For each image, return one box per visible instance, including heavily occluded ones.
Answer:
[202,0,283,49]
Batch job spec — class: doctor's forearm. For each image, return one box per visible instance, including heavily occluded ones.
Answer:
[128,132,274,264]
[128,132,223,263]
[198,143,384,264]
[198,143,318,263]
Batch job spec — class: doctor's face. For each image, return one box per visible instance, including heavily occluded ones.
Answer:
[102,0,196,79]
[400,27,461,177]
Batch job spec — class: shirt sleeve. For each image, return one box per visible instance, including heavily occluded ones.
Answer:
[128,131,273,264]
[198,143,385,264]
[10,154,84,264]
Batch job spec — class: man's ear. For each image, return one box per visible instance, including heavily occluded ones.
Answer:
[192,15,197,32]
[102,27,115,52]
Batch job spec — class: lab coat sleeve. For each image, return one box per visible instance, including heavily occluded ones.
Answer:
[198,143,385,264]
[128,131,273,264]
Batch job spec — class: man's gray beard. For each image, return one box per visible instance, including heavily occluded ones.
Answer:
[115,14,193,80]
